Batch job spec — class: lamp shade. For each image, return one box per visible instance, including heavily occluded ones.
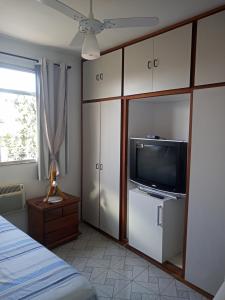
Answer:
[81,32,100,60]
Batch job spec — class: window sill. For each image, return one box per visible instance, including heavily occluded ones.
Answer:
[0,160,37,167]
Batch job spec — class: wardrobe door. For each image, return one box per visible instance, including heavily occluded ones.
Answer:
[83,59,101,101]
[185,87,225,295]
[195,11,225,85]
[153,24,192,91]
[97,50,122,99]
[83,50,122,101]
[124,38,154,95]
[82,103,100,228]
[99,100,121,239]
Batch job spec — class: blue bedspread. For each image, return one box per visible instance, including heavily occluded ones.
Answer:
[0,216,97,300]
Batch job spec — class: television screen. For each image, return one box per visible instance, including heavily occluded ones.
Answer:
[130,138,187,194]
[137,145,176,189]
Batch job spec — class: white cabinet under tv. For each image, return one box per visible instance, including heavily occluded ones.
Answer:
[128,188,185,263]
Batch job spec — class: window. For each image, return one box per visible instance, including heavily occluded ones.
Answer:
[0,67,37,164]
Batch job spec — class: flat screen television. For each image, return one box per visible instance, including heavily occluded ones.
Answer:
[130,138,187,195]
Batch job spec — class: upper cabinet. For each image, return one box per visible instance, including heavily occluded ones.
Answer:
[195,11,225,86]
[124,24,192,95]
[83,49,122,101]
[153,24,192,91]
[124,38,154,95]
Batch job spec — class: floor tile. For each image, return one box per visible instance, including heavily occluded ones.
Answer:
[132,266,149,279]
[107,269,133,280]
[87,257,111,268]
[90,247,106,258]
[90,267,108,284]
[130,292,142,300]
[53,223,206,300]
[113,279,132,299]
[161,297,185,300]
[92,283,114,298]
[110,256,126,270]
[67,257,88,272]
[134,267,151,283]
[189,291,206,300]
[105,278,116,287]
[132,281,159,295]
[160,280,178,297]
[105,244,127,257]
[125,256,149,268]
[80,271,91,280]
[158,278,174,294]
[142,295,160,300]
[176,289,190,299]
[148,264,173,279]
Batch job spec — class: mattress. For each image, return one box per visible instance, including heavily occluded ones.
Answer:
[0,216,97,300]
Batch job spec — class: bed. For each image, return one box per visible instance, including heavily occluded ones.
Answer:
[0,216,97,300]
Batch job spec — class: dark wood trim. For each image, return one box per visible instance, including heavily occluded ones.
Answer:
[182,92,194,277]
[121,48,125,97]
[163,261,183,277]
[126,87,193,101]
[194,82,225,90]
[119,99,129,241]
[82,96,122,104]
[126,244,213,299]
[81,83,225,105]
[190,21,197,87]
[101,5,225,55]
[80,60,84,219]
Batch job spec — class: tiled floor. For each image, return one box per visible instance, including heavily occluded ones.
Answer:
[52,223,207,300]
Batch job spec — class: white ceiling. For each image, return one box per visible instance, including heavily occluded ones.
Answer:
[0,0,224,53]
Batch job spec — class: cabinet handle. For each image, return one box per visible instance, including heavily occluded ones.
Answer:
[96,74,100,81]
[100,163,103,170]
[100,73,103,80]
[157,205,163,226]
[147,60,152,69]
[154,58,159,67]
[96,163,99,169]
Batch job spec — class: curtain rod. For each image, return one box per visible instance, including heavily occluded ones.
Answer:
[0,51,72,69]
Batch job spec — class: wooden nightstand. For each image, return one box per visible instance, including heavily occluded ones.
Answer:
[27,194,80,248]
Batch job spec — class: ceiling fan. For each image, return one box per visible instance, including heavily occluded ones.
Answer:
[37,0,159,60]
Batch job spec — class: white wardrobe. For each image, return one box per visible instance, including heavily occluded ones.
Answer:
[185,86,225,295]
[82,100,121,239]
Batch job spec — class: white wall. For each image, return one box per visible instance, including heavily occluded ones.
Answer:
[128,94,190,141]
[0,35,81,199]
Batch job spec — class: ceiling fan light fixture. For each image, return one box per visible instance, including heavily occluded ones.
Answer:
[81,32,100,60]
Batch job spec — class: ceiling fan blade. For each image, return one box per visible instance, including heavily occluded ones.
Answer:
[103,17,159,29]
[37,0,87,22]
[70,32,85,47]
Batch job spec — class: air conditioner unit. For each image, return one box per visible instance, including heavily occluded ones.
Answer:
[0,184,25,214]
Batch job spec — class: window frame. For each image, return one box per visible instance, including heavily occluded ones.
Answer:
[0,65,37,166]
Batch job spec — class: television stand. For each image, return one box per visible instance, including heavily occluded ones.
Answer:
[128,188,185,263]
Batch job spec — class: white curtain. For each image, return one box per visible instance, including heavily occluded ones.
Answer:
[36,58,68,180]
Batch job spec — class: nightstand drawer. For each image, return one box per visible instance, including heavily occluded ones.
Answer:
[45,214,78,233]
[45,207,62,221]
[63,204,78,216]
[45,225,78,244]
